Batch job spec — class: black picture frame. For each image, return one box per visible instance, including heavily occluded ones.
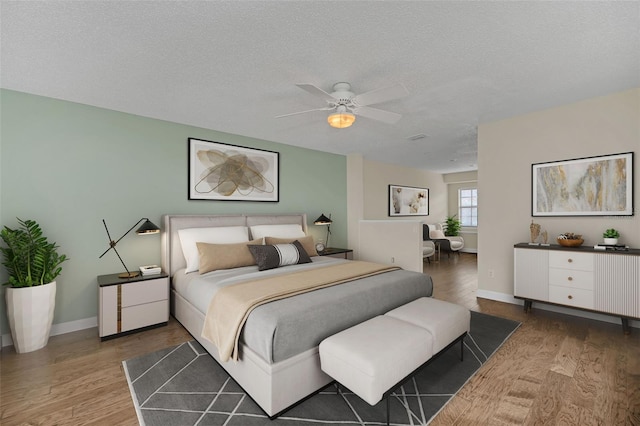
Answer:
[532,152,633,216]
[188,138,279,202]
[388,184,429,216]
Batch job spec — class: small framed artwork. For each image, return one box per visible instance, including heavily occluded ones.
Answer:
[532,152,633,216]
[188,138,279,202]
[389,185,429,216]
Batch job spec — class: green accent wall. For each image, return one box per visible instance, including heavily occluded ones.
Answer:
[0,89,347,335]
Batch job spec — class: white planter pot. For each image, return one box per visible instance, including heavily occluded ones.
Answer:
[603,238,619,245]
[5,281,56,353]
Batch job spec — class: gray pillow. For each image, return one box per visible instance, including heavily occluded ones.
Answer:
[248,240,312,271]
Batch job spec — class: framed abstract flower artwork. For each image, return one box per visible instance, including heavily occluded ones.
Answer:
[388,184,429,216]
[188,138,279,202]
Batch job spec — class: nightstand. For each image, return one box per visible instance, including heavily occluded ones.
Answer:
[98,271,169,340]
[318,247,353,259]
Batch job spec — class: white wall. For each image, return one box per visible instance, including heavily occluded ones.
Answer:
[478,88,639,298]
[347,154,365,258]
[358,220,424,272]
[347,155,447,255]
[363,159,447,220]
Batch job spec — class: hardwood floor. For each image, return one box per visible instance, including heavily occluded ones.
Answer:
[426,253,640,425]
[0,320,191,425]
[1,254,638,425]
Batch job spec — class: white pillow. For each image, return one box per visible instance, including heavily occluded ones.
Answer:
[249,224,305,240]
[178,226,249,273]
[430,229,446,239]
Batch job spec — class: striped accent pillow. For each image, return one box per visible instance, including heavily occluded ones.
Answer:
[248,240,312,271]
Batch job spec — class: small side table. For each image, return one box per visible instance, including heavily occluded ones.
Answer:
[318,247,353,260]
[98,271,169,340]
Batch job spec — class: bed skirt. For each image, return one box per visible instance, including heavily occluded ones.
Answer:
[171,289,333,417]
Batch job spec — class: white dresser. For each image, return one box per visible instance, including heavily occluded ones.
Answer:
[98,272,169,339]
[514,243,640,333]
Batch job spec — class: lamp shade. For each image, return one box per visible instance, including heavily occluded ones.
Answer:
[314,214,333,225]
[327,112,355,128]
[136,219,160,234]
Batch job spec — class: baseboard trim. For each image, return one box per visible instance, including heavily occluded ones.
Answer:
[476,289,640,330]
[3,287,637,347]
[2,316,98,348]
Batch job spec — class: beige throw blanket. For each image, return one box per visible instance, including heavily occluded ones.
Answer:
[201,261,400,362]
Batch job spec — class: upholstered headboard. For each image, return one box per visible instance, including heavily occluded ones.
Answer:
[161,213,308,277]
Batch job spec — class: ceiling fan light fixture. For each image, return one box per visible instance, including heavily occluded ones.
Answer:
[327,112,355,128]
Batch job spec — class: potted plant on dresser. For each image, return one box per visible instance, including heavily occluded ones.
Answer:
[603,228,620,245]
[0,218,68,353]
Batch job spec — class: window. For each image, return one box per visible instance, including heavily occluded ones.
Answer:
[458,188,477,227]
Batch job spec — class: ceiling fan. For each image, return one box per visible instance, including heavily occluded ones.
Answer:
[277,82,409,128]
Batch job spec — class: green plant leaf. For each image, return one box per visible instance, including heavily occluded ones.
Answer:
[0,218,68,287]
[444,215,461,237]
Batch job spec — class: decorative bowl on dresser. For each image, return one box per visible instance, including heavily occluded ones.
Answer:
[556,238,584,247]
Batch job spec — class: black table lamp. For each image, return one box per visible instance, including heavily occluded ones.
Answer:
[99,218,160,278]
[314,213,333,248]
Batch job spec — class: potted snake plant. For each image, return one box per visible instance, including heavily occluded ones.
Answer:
[0,218,68,353]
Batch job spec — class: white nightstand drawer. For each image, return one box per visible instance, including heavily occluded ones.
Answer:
[121,300,168,332]
[121,278,168,307]
[549,251,593,271]
[548,268,594,290]
[549,285,594,310]
[98,272,169,339]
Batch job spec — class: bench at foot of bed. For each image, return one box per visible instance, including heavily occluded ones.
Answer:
[319,297,470,425]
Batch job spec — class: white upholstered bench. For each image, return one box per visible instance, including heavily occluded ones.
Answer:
[319,297,470,425]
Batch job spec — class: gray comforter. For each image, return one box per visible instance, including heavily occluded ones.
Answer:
[174,258,433,363]
[243,268,433,362]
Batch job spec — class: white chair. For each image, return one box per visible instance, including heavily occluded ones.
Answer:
[422,240,435,263]
[427,224,464,258]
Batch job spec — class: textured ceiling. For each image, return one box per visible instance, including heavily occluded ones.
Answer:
[2,1,639,173]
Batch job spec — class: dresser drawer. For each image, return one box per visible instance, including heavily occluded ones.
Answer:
[549,251,593,271]
[549,285,594,310]
[548,268,594,290]
[121,277,168,307]
[121,300,168,332]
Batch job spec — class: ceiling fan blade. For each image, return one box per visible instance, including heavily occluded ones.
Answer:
[275,106,333,118]
[352,106,402,124]
[295,84,337,103]
[353,83,409,107]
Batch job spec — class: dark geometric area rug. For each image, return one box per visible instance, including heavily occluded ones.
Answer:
[123,311,520,425]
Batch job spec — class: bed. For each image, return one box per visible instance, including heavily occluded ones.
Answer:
[161,213,433,417]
